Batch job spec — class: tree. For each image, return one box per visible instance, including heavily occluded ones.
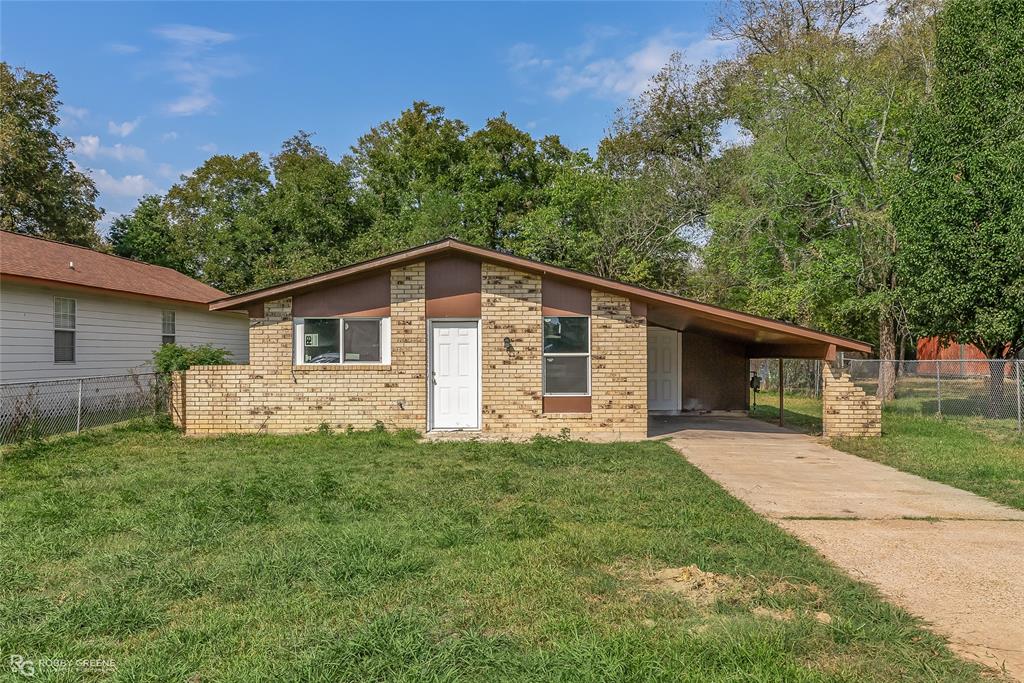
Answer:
[698,1,937,401]
[257,132,367,285]
[893,0,1024,415]
[162,152,272,292]
[109,195,179,268]
[0,63,101,245]
[348,101,469,255]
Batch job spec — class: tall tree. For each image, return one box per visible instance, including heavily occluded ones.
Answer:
[893,0,1024,414]
[700,0,937,400]
[108,195,178,268]
[162,152,272,292]
[257,132,367,285]
[0,63,101,245]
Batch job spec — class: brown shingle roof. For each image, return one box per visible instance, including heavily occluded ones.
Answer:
[0,231,226,304]
[209,238,872,354]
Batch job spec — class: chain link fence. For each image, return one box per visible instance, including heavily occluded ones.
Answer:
[839,358,1022,433]
[0,373,169,444]
[750,358,1023,434]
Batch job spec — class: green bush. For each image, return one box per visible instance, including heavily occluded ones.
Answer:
[152,343,232,374]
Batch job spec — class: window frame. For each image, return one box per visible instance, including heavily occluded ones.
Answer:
[53,296,77,364]
[293,317,391,365]
[161,310,176,346]
[541,315,591,396]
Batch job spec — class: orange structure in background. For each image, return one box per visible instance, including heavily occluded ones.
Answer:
[916,338,1015,376]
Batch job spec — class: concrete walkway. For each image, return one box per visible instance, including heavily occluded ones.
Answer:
[654,415,1024,679]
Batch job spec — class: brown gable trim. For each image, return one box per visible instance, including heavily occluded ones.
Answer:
[293,271,390,318]
[209,239,871,353]
[425,255,481,318]
[542,276,590,317]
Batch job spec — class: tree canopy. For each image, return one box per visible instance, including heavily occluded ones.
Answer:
[0,63,102,245]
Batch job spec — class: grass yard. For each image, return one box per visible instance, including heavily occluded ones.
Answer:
[752,392,1024,511]
[0,422,989,682]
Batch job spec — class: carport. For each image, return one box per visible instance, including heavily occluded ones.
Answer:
[636,291,877,437]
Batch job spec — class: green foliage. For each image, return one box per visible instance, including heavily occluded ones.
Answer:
[893,0,1024,360]
[152,343,232,374]
[108,195,178,268]
[0,63,101,245]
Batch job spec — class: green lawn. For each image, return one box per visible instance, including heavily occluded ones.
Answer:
[752,392,1024,510]
[0,422,987,681]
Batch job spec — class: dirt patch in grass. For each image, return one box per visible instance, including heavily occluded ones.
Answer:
[611,560,834,624]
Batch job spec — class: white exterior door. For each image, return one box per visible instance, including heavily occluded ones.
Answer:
[647,327,681,411]
[430,321,480,430]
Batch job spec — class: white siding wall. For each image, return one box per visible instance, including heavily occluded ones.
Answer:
[0,281,248,383]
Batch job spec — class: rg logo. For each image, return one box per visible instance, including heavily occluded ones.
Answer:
[8,654,35,677]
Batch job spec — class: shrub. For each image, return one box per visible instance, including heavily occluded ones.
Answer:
[152,343,232,374]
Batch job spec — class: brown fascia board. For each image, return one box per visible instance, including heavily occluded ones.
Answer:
[210,239,872,353]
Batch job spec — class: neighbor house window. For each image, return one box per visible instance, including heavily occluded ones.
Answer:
[54,297,76,363]
[295,318,390,365]
[542,316,590,395]
[161,310,176,345]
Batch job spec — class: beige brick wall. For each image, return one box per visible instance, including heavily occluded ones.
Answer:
[177,260,647,438]
[480,263,647,438]
[179,265,426,435]
[822,362,882,438]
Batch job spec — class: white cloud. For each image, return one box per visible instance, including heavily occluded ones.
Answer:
[88,168,157,197]
[506,43,553,71]
[161,131,179,142]
[108,118,141,137]
[153,23,246,116]
[75,135,101,158]
[61,105,89,121]
[108,42,140,54]
[509,29,734,102]
[74,135,146,162]
[198,142,218,153]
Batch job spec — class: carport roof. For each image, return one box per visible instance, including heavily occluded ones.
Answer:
[210,239,871,355]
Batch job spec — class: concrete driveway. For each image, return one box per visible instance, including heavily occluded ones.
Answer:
[654,415,1024,679]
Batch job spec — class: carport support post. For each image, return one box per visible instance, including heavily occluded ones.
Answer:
[778,358,784,427]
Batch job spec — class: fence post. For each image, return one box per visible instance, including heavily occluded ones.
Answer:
[1016,360,1022,435]
[935,362,942,418]
[76,379,83,433]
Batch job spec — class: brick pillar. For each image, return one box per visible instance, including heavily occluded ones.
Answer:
[822,362,881,437]
[248,297,293,367]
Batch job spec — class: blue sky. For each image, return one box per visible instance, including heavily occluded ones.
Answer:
[3,1,729,232]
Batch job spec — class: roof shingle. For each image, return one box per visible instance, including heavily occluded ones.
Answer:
[0,231,226,304]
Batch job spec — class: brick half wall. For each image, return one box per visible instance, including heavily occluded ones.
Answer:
[822,362,882,438]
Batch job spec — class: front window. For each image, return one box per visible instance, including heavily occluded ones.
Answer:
[543,316,590,395]
[161,310,176,345]
[297,318,388,365]
[54,297,76,363]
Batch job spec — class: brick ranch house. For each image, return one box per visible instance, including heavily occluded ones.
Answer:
[171,239,879,439]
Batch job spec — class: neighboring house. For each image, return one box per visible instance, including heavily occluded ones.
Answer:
[0,231,248,383]
[174,239,877,439]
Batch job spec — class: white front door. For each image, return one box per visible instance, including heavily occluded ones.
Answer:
[647,327,681,411]
[430,321,480,430]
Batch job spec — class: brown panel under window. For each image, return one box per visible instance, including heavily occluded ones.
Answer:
[426,256,481,318]
[542,395,592,413]
[293,271,391,318]
[542,276,591,316]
